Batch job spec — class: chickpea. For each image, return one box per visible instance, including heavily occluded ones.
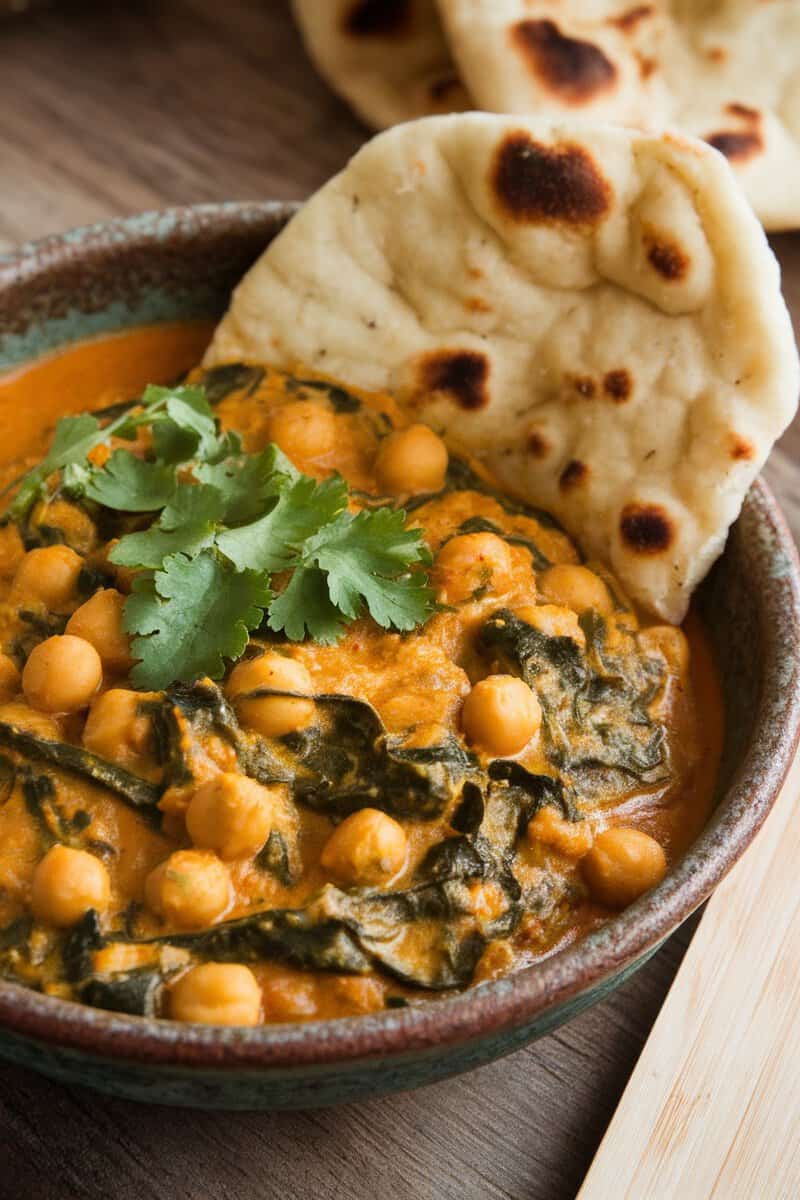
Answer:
[638,625,690,677]
[30,844,110,928]
[83,688,155,770]
[145,850,231,930]
[330,975,385,1014]
[374,424,448,495]
[22,635,102,714]
[186,772,278,860]
[30,498,97,556]
[516,603,586,648]
[170,963,262,1026]
[582,827,667,909]
[261,974,318,1020]
[0,523,24,579]
[435,532,512,604]
[538,564,612,616]
[0,653,20,701]
[226,653,315,738]
[98,539,138,594]
[267,401,337,461]
[320,808,407,886]
[65,588,132,672]
[11,545,84,610]
[527,805,593,857]
[461,674,541,757]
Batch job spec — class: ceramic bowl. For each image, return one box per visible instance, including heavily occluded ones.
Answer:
[0,204,798,1109]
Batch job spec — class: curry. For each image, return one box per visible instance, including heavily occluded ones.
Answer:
[0,324,722,1026]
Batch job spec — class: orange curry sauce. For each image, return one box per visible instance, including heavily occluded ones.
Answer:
[0,324,723,1024]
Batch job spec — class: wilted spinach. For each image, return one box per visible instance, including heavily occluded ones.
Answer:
[480,608,668,794]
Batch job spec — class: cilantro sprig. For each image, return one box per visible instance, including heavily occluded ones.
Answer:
[7,383,435,688]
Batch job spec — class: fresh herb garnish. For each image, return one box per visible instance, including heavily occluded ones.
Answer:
[7,383,435,688]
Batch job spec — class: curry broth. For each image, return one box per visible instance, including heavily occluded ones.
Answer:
[0,324,723,1023]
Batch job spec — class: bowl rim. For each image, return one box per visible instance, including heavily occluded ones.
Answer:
[0,204,798,1071]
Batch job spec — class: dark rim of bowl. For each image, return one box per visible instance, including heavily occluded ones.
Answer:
[0,205,798,1071]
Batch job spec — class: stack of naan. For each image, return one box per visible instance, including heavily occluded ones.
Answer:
[291,0,800,231]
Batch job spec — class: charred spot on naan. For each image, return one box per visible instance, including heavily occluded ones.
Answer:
[526,428,552,459]
[510,20,617,105]
[417,349,490,410]
[636,54,657,78]
[726,103,760,123]
[491,132,611,225]
[559,460,589,491]
[609,6,655,34]
[728,434,756,462]
[643,230,690,282]
[619,502,675,555]
[706,129,763,164]
[342,0,413,37]
[603,369,632,403]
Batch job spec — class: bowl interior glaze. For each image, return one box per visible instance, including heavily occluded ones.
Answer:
[0,204,798,1109]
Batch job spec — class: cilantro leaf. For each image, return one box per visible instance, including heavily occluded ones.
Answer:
[84,450,176,511]
[125,551,272,689]
[159,483,226,530]
[111,484,225,568]
[8,373,438,690]
[216,476,348,573]
[8,413,103,518]
[6,381,195,518]
[267,567,347,644]
[304,507,435,630]
[195,445,298,525]
[110,524,217,570]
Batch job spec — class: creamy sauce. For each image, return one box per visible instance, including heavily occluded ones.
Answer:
[0,325,723,1022]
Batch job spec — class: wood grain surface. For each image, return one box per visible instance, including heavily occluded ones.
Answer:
[0,4,798,1199]
[578,752,800,1200]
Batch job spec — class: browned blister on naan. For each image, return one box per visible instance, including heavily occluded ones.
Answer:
[207,114,799,621]
[436,0,800,231]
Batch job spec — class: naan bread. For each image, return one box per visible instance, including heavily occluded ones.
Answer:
[436,0,800,231]
[206,114,799,621]
[291,0,470,129]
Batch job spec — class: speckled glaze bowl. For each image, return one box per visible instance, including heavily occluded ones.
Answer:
[0,204,798,1109]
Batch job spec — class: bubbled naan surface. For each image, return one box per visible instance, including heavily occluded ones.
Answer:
[291,0,470,130]
[206,114,799,621]
[436,0,800,231]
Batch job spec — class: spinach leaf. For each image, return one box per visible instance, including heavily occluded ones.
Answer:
[255,829,296,886]
[197,363,265,406]
[78,968,165,1018]
[287,694,478,820]
[150,868,515,990]
[0,721,160,814]
[62,909,104,983]
[480,608,668,793]
[287,376,362,413]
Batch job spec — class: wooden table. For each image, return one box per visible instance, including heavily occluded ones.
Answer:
[0,4,798,1198]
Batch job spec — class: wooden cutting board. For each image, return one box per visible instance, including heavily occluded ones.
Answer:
[577,749,800,1199]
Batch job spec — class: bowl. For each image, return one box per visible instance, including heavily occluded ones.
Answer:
[0,204,798,1109]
